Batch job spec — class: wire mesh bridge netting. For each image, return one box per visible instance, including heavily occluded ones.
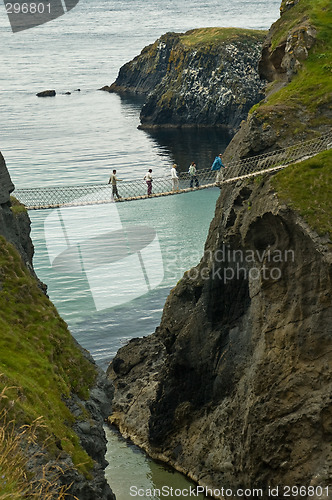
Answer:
[14,132,332,210]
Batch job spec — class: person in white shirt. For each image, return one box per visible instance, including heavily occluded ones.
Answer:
[144,169,153,196]
[171,164,179,191]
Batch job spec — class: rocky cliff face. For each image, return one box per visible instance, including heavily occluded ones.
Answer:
[225,0,331,161]
[0,152,14,203]
[0,154,115,500]
[104,28,267,133]
[0,152,34,272]
[108,173,332,496]
[61,356,115,500]
[107,1,332,498]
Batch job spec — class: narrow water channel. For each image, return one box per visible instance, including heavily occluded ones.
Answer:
[105,426,208,500]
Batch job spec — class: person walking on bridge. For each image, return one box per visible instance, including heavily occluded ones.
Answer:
[144,169,153,196]
[108,169,122,199]
[188,162,199,188]
[171,164,179,192]
[211,153,226,184]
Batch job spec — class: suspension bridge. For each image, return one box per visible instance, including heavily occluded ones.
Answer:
[14,133,331,210]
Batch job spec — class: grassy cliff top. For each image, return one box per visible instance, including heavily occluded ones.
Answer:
[251,0,332,135]
[10,195,27,214]
[271,0,331,51]
[256,1,331,239]
[180,27,267,47]
[0,236,97,489]
[272,148,332,238]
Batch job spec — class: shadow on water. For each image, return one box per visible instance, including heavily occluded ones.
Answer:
[118,92,147,110]
[143,127,232,172]
[117,93,232,172]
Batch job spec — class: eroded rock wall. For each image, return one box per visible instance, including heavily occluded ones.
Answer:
[108,175,332,497]
[0,152,35,274]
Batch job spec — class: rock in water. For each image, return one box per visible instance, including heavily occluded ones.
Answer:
[36,89,56,97]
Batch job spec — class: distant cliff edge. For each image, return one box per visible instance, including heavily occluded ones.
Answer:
[102,28,267,133]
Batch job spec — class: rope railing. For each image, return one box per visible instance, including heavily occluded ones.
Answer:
[14,131,331,210]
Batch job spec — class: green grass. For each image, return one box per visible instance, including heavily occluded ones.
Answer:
[265,55,332,114]
[271,0,331,51]
[180,27,267,47]
[272,149,332,237]
[252,0,332,131]
[0,236,97,477]
[10,196,27,215]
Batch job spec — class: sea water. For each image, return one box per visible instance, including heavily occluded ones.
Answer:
[1,0,281,497]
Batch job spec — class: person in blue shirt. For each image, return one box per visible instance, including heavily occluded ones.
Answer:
[211,153,226,183]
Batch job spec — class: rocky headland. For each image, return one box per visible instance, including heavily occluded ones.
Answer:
[107,0,332,498]
[0,152,115,499]
[103,28,267,133]
[225,0,331,159]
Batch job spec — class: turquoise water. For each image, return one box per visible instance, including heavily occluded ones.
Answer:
[29,186,219,500]
[29,187,220,368]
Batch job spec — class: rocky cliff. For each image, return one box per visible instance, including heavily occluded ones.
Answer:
[108,155,332,496]
[225,0,332,160]
[0,153,115,499]
[107,1,332,498]
[103,28,267,133]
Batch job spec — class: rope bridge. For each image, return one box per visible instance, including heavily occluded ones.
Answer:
[14,132,331,210]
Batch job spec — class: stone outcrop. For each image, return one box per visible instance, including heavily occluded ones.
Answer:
[0,152,14,204]
[259,21,316,83]
[62,351,115,500]
[108,174,332,498]
[0,153,35,275]
[0,154,115,500]
[104,29,267,133]
[280,0,300,15]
